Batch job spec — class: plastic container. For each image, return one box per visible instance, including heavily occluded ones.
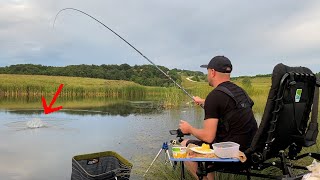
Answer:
[172,146,187,158]
[212,142,240,158]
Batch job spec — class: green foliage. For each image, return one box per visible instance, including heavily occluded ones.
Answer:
[190,76,200,82]
[242,77,252,88]
[256,74,272,77]
[199,75,207,82]
[0,74,147,99]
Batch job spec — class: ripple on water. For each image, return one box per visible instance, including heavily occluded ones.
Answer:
[4,116,75,131]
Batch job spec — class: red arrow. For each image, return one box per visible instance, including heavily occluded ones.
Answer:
[42,84,64,114]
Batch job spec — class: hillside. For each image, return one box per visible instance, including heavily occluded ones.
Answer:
[0,64,191,87]
[0,64,318,88]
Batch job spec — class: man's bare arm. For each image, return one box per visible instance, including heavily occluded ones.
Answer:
[179,118,218,143]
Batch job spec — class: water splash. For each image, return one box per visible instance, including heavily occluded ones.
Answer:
[4,116,73,131]
[26,118,46,129]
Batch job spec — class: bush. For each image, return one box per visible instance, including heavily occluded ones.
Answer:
[242,77,252,88]
[190,76,200,82]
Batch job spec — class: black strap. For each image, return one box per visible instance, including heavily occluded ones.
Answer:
[304,86,319,145]
[214,86,234,132]
[214,85,253,132]
[215,86,253,108]
[215,86,235,101]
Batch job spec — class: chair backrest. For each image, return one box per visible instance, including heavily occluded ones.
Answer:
[247,63,319,161]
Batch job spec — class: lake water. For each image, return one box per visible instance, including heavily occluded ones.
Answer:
[0,100,204,180]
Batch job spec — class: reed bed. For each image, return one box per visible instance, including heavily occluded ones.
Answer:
[0,74,310,114]
[0,74,273,111]
[0,74,189,108]
[145,87,186,108]
[0,74,147,98]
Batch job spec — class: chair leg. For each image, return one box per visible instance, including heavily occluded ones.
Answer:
[246,170,251,180]
[279,150,293,177]
[180,162,185,180]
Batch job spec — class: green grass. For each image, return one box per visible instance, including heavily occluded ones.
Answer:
[0,74,202,109]
[132,155,195,180]
[0,74,147,98]
[0,73,315,118]
[0,74,303,114]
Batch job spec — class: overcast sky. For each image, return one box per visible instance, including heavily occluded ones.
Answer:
[1,0,320,76]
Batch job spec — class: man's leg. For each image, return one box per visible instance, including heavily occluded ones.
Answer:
[183,161,215,180]
[184,161,200,179]
[207,172,215,180]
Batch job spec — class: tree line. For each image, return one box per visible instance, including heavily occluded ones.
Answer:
[0,64,205,87]
[1,64,316,87]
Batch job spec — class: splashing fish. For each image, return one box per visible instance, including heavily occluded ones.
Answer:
[26,118,46,129]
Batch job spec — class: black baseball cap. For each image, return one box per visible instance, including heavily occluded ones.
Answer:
[200,55,232,73]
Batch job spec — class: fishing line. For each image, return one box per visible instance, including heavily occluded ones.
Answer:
[53,8,203,108]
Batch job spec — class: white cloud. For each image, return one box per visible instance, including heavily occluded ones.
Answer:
[262,2,320,54]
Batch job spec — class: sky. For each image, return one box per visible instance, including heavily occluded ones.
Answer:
[1,0,320,77]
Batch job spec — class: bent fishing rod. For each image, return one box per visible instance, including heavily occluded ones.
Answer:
[53,8,204,108]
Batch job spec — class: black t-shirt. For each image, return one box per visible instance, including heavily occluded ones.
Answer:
[204,81,258,151]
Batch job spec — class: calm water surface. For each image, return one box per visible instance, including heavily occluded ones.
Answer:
[0,101,204,180]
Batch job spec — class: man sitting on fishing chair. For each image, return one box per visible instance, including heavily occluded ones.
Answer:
[179,56,258,180]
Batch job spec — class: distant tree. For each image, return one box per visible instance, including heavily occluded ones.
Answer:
[256,74,272,77]
[119,63,131,71]
[0,63,201,87]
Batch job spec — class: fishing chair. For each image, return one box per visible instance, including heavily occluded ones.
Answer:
[197,63,320,179]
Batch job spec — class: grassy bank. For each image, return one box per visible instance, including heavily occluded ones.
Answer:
[0,74,188,109]
[0,74,297,113]
[0,74,147,98]
[0,74,313,113]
